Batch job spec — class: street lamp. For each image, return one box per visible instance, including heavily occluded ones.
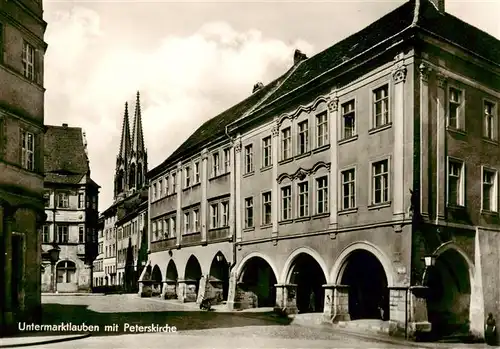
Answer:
[48,243,61,293]
[423,254,437,268]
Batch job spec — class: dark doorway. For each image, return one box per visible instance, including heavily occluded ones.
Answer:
[341,250,389,320]
[239,257,277,307]
[185,255,202,298]
[151,265,162,296]
[166,260,178,281]
[209,252,230,301]
[426,249,471,338]
[289,253,326,313]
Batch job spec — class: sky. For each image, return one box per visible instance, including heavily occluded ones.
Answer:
[42,0,500,212]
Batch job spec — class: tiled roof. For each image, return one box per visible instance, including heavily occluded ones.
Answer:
[44,125,90,185]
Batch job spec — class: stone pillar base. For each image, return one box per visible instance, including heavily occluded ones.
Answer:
[176,281,187,302]
[138,281,153,297]
[322,284,350,323]
[274,284,298,315]
[162,281,177,299]
[184,280,198,303]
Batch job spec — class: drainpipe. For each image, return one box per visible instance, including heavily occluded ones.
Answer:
[225,125,237,271]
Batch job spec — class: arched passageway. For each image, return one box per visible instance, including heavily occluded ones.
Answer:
[151,264,162,296]
[209,252,230,302]
[164,260,178,299]
[340,250,389,320]
[288,253,326,313]
[184,255,202,302]
[425,248,471,338]
[238,257,277,308]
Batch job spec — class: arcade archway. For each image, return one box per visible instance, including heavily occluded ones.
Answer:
[426,248,471,338]
[238,256,277,308]
[164,260,178,299]
[340,250,389,320]
[287,253,326,313]
[151,264,162,297]
[184,255,202,302]
[209,252,230,302]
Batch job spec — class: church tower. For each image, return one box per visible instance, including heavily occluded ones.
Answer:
[114,102,131,202]
[128,91,148,192]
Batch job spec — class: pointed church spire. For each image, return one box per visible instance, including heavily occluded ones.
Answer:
[118,101,132,162]
[131,91,145,156]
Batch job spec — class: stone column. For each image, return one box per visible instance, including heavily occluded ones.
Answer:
[392,58,407,221]
[147,184,152,253]
[407,286,431,340]
[388,286,409,337]
[229,145,235,240]
[419,63,431,218]
[274,284,298,315]
[327,97,339,230]
[176,280,187,302]
[226,270,237,310]
[271,124,279,241]
[436,73,447,221]
[162,280,177,299]
[175,161,182,247]
[2,206,15,326]
[329,285,350,322]
[234,136,242,243]
[196,274,208,304]
[201,149,208,244]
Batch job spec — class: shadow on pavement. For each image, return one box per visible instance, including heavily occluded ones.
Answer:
[24,303,293,337]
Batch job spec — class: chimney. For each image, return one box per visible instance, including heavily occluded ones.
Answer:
[293,49,308,65]
[429,0,445,14]
[62,123,68,127]
[252,82,264,94]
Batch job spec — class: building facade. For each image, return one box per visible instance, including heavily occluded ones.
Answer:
[93,215,105,286]
[0,0,48,330]
[42,124,100,293]
[97,92,148,287]
[141,0,500,342]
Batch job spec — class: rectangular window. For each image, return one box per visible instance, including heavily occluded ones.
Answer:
[193,209,200,232]
[373,85,389,128]
[42,225,50,243]
[244,144,254,174]
[372,160,389,205]
[212,153,220,177]
[152,183,157,200]
[152,221,157,241]
[165,175,170,195]
[244,197,254,228]
[22,41,35,81]
[484,101,496,140]
[184,212,190,233]
[281,186,292,221]
[194,162,200,183]
[221,201,229,227]
[448,159,464,206]
[316,112,329,148]
[78,193,84,209]
[281,127,292,160]
[210,203,219,229]
[21,130,34,171]
[223,148,231,173]
[79,226,85,243]
[298,120,309,154]
[91,196,97,210]
[57,225,69,243]
[262,192,272,225]
[448,87,463,129]
[185,166,191,188]
[44,191,50,207]
[316,176,328,214]
[172,173,177,193]
[297,182,309,218]
[158,179,163,196]
[482,168,497,212]
[262,136,272,168]
[56,192,69,208]
[342,100,356,139]
[341,169,356,210]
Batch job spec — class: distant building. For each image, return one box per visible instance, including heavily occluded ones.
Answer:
[0,0,48,330]
[143,0,500,342]
[42,124,100,293]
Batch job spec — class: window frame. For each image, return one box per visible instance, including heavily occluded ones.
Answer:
[244,197,254,229]
[340,167,356,211]
[447,85,466,131]
[297,119,309,155]
[481,166,498,213]
[446,157,465,207]
[261,191,272,226]
[22,41,35,81]
[21,130,35,171]
[315,111,329,148]
[314,175,329,215]
[483,98,497,142]
[281,127,292,161]
[371,83,390,130]
[262,136,272,168]
[341,98,356,140]
[244,143,254,174]
[280,184,292,221]
[369,157,391,206]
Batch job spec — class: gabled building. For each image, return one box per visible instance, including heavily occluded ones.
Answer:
[42,124,100,293]
[144,0,500,342]
[0,0,48,330]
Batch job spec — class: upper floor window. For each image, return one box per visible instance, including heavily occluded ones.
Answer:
[56,224,69,243]
[184,212,191,233]
[244,144,254,174]
[448,158,465,207]
[223,148,231,173]
[262,192,272,225]
[316,112,329,148]
[172,173,177,193]
[91,195,97,210]
[21,130,34,171]
[372,159,389,205]
[22,41,35,81]
[221,201,229,227]
[212,153,220,177]
[341,169,356,210]
[152,183,157,200]
[262,136,272,168]
[373,85,389,128]
[44,191,50,207]
[165,175,170,195]
[297,181,309,218]
[482,168,497,212]
[297,120,309,155]
[193,209,200,232]
[79,226,85,243]
[281,127,292,161]
[42,225,50,243]
[341,100,356,139]
[184,166,191,188]
[210,203,219,229]
[448,87,463,130]
[484,100,497,141]
[316,176,328,214]
[78,193,84,209]
[244,197,254,229]
[56,192,69,208]
[194,162,200,183]
[281,186,292,221]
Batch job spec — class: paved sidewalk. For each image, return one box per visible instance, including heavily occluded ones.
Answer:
[42,293,105,296]
[0,334,90,348]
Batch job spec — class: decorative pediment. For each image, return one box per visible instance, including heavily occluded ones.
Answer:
[277,161,331,183]
[277,95,330,127]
